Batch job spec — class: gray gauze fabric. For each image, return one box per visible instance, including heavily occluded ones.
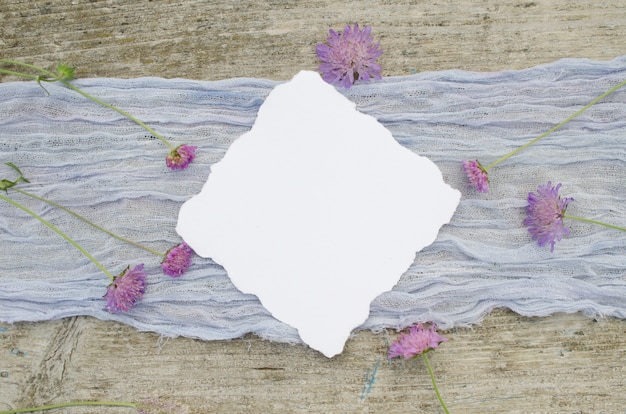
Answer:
[1,56,625,345]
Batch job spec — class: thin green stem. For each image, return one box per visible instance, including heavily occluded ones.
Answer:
[484,78,626,171]
[564,214,626,232]
[0,59,57,78]
[0,193,114,281]
[0,400,138,414]
[0,68,38,80]
[0,59,173,149]
[12,187,165,257]
[422,352,450,414]
[58,79,174,149]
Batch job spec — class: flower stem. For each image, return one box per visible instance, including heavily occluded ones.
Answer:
[564,214,626,232]
[422,352,450,414]
[0,68,38,80]
[11,187,165,257]
[0,193,115,281]
[0,59,57,78]
[0,400,138,414]
[485,78,626,171]
[57,79,174,150]
[0,59,173,150]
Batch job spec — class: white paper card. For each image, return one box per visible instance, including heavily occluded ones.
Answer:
[177,71,461,357]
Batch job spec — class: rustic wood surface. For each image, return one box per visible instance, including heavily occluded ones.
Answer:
[1,1,625,413]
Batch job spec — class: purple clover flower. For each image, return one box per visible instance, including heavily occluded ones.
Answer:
[524,181,573,252]
[462,159,489,193]
[161,242,193,277]
[316,23,383,89]
[166,144,197,170]
[388,324,448,360]
[104,263,147,313]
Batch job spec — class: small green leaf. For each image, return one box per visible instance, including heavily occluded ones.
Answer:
[56,63,75,81]
[1,163,30,192]
[0,179,16,192]
[5,162,23,175]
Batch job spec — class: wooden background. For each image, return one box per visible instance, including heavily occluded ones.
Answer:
[1,1,625,412]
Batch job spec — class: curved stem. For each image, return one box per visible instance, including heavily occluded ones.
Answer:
[485,78,626,171]
[422,352,450,414]
[0,67,55,95]
[58,79,174,150]
[0,193,115,281]
[0,59,57,78]
[0,401,138,414]
[12,187,164,257]
[564,214,626,232]
[0,59,173,149]
[0,68,39,80]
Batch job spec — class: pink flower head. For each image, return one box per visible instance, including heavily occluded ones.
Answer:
[316,23,383,89]
[166,144,197,170]
[524,181,573,252]
[161,242,193,277]
[463,159,489,193]
[104,264,147,313]
[388,324,448,359]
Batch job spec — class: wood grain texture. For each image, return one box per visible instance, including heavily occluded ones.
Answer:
[1,0,626,412]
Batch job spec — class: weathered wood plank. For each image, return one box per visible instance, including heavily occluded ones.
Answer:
[1,0,625,412]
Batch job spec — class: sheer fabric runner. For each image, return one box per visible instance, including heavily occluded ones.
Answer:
[1,56,624,345]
